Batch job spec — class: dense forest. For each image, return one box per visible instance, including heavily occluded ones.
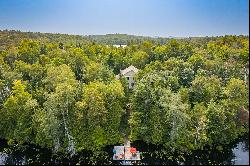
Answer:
[0,30,249,157]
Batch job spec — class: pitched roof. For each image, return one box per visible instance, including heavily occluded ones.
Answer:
[120,65,139,75]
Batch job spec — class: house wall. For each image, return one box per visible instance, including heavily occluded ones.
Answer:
[125,76,135,89]
[124,71,136,89]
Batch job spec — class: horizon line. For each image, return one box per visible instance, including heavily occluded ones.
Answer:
[1,29,249,39]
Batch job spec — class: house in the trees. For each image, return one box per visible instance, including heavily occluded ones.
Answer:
[113,44,127,48]
[116,65,139,89]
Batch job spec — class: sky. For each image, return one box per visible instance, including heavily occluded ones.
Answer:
[0,0,249,37]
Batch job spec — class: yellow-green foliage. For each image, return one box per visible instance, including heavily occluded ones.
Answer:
[0,32,248,154]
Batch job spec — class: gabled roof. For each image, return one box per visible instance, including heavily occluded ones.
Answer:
[120,65,139,75]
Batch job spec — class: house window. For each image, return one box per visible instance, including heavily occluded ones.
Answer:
[127,77,129,80]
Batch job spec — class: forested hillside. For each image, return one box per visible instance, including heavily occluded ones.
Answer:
[0,30,249,156]
[88,34,170,45]
[0,30,169,51]
[0,30,91,51]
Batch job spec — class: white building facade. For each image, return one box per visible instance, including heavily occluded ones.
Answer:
[116,65,139,89]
